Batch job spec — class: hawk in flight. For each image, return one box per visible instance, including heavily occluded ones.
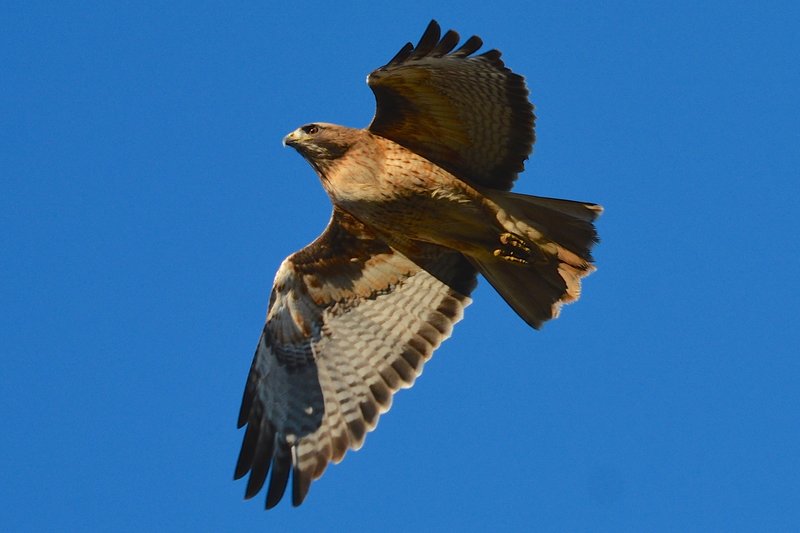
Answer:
[235,20,601,509]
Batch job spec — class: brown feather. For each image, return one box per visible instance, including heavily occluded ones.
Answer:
[368,21,535,191]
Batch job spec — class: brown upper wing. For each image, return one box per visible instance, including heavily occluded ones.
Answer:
[234,208,476,508]
[367,20,535,191]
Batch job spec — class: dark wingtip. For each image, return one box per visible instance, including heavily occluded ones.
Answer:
[237,399,250,429]
[237,349,261,428]
[265,445,292,509]
[242,419,274,499]
[382,20,487,69]
[432,29,460,57]
[292,467,312,507]
[478,48,503,63]
[386,42,413,66]
[453,35,483,57]
[245,467,268,500]
[410,19,440,59]
[233,422,259,480]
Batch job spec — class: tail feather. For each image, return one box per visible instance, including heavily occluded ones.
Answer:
[507,193,602,261]
[473,191,601,329]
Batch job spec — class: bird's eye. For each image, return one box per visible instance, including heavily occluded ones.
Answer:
[302,124,319,135]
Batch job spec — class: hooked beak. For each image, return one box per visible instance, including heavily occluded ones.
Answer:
[282,129,303,148]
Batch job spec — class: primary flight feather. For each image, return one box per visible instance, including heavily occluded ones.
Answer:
[235,20,601,509]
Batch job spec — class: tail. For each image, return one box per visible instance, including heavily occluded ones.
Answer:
[470,191,602,329]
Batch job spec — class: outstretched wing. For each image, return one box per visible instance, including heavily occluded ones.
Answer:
[234,208,476,508]
[367,20,535,191]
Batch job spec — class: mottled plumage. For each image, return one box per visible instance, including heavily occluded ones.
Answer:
[235,20,601,509]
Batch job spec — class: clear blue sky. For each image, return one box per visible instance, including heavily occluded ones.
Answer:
[3,1,799,531]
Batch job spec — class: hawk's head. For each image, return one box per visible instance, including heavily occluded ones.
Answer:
[283,123,358,174]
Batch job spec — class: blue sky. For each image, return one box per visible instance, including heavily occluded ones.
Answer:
[3,1,799,531]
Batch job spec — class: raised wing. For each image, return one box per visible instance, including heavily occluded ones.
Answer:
[234,208,476,508]
[367,20,535,192]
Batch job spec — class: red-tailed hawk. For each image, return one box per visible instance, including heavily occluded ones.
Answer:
[235,20,601,509]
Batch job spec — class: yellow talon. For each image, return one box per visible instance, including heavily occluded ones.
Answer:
[499,232,530,252]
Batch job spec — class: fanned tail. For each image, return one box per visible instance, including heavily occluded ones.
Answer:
[471,191,601,329]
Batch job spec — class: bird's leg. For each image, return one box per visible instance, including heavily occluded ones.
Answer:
[492,232,532,264]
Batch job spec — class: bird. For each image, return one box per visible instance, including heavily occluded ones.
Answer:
[234,19,601,509]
